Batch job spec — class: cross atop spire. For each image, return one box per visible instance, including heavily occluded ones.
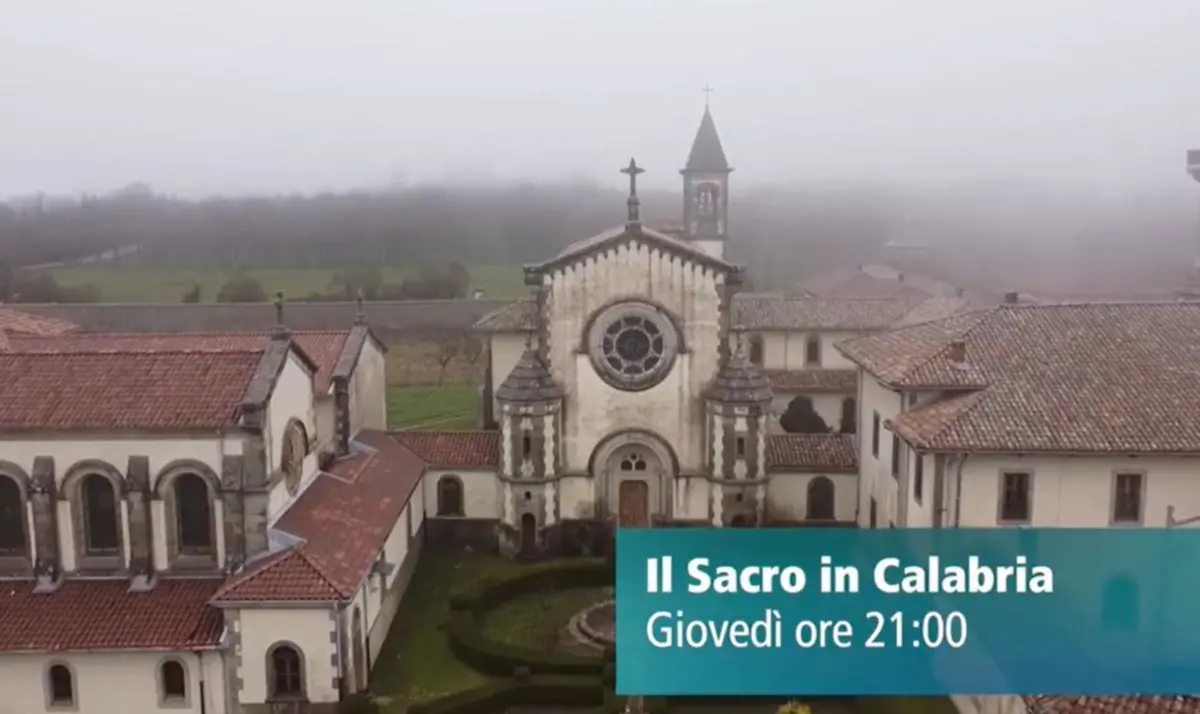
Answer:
[702,84,714,109]
[621,158,645,228]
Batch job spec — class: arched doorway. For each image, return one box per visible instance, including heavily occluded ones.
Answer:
[591,431,675,526]
[351,607,366,692]
[520,513,538,556]
[806,477,835,520]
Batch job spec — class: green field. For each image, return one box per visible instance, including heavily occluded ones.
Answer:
[48,264,525,302]
[387,384,479,431]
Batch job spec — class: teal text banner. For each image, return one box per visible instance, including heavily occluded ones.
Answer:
[614,528,1200,695]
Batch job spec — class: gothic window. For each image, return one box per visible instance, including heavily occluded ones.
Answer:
[437,476,464,516]
[268,644,305,699]
[82,473,120,555]
[587,302,679,392]
[0,475,25,555]
[620,452,647,472]
[47,663,74,708]
[159,659,188,703]
[806,477,835,520]
[175,474,213,554]
[281,420,308,496]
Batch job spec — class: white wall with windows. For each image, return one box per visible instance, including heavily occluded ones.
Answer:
[0,650,227,714]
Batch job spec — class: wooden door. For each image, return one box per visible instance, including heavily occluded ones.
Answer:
[618,480,649,527]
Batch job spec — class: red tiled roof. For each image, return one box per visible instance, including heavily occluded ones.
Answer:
[212,430,426,602]
[8,330,348,394]
[391,430,500,468]
[1025,696,1200,714]
[844,303,1200,453]
[0,578,224,652]
[0,307,78,336]
[766,434,857,472]
[0,351,263,431]
[765,369,857,393]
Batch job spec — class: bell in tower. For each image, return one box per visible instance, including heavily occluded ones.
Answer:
[681,87,733,260]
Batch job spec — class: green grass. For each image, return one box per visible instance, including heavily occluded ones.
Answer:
[480,586,611,655]
[368,553,531,709]
[387,385,478,430]
[47,264,525,302]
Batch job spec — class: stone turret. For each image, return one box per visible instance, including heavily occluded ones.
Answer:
[704,338,773,527]
[495,343,563,558]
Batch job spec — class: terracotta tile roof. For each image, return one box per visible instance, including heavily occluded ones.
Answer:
[0,350,264,431]
[391,430,500,468]
[8,330,349,394]
[0,306,78,336]
[765,369,857,393]
[766,434,857,472]
[1025,696,1200,714]
[0,578,224,652]
[212,430,426,602]
[845,302,1200,453]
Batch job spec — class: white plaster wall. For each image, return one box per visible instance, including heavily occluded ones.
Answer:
[546,243,722,477]
[0,650,227,714]
[350,338,388,433]
[264,350,317,477]
[765,472,857,522]
[760,330,862,370]
[767,393,846,434]
[490,334,527,416]
[954,454,1200,528]
[559,475,597,520]
[858,373,903,527]
[674,476,711,521]
[423,469,497,518]
[234,608,336,705]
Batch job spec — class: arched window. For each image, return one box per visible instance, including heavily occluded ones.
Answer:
[1102,575,1139,631]
[159,660,188,703]
[806,477,835,520]
[47,663,74,707]
[436,476,463,516]
[0,476,25,555]
[82,473,120,555]
[839,397,857,434]
[269,644,305,699]
[175,474,213,554]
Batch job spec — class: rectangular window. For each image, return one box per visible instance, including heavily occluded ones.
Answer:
[804,336,821,365]
[890,436,900,479]
[999,472,1032,522]
[914,454,924,503]
[871,412,880,457]
[1113,472,1143,524]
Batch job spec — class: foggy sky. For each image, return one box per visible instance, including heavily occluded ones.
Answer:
[4,0,1200,198]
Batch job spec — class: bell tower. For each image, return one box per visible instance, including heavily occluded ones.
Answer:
[681,87,733,260]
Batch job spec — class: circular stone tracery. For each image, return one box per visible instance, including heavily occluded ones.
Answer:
[588,303,678,392]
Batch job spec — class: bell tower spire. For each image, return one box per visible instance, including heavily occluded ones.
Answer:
[681,88,733,260]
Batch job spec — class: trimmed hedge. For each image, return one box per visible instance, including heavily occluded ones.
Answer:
[408,675,607,714]
[448,558,611,677]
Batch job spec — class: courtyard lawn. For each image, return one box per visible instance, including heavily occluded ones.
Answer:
[368,553,525,710]
[48,264,525,303]
[387,384,479,431]
[480,586,612,655]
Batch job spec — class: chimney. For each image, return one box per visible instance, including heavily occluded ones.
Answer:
[333,376,351,456]
[948,339,967,366]
[897,273,905,283]
[1004,291,1019,304]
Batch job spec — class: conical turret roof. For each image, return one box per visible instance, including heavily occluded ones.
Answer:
[496,348,563,403]
[706,341,772,403]
[684,109,730,173]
